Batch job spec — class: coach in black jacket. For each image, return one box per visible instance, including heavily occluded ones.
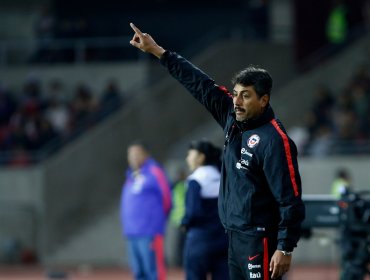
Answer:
[129,23,305,280]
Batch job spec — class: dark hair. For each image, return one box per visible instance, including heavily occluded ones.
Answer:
[128,140,150,152]
[337,168,350,180]
[189,139,222,169]
[231,66,273,98]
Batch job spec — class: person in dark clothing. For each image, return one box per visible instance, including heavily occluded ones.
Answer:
[129,23,305,280]
[181,140,229,280]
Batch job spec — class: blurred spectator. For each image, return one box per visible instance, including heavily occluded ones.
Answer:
[306,125,334,157]
[331,168,352,198]
[100,80,125,111]
[167,167,187,267]
[14,112,56,152]
[38,118,58,148]
[44,98,71,137]
[332,91,357,139]
[70,83,99,125]
[20,76,44,118]
[303,85,335,155]
[9,108,28,148]
[45,79,69,104]
[0,125,12,151]
[326,0,348,45]
[44,80,72,136]
[0,86,17,125]
[23,113,44,150]
[8,115,29,150]
[311,85,335,128]
[287,126,310,154]
[120,141,172,280]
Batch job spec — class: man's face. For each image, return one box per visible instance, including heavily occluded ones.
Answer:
[127,145,148,170]
[232,84,269,122]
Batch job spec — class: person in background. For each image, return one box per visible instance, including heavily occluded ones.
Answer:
[331,168,352,198]
[167,167,187,267]
[120,141,172,280]
[326,0,348,45]
[181,140,229,280]
[100,79,124,111]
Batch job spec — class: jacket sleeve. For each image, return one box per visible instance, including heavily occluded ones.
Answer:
[263,127,306,252]
[160,51,233,128]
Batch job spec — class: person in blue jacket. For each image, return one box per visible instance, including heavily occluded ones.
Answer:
[121,141,172,280]
[128,23,305,280]
[181,140,229,280]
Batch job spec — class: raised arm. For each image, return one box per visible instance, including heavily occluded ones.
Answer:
[128,22,233,128]
[129,23,165,58]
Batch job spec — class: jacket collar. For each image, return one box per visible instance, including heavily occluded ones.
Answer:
[232,104,275,131]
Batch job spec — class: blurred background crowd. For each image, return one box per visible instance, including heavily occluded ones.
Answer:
[299,64,370,156]
[0,77,124,166]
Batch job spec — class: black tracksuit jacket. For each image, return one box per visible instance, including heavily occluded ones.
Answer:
[160,51,305,252]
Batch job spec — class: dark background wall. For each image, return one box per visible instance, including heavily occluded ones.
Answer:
[293,0,366,66]
[53,0,247,51]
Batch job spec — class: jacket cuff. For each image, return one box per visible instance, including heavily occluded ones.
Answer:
[277,242,295,252]
[159,50,170,64]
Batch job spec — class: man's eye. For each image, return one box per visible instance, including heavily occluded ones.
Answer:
[243,94,249,98]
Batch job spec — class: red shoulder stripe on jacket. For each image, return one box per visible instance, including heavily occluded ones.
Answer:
[270,119,299,196]
[151,166,172,213]
[217,85,233,98]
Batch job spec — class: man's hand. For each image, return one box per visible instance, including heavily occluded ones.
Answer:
[269,250,292,279]
[129,23,165,58]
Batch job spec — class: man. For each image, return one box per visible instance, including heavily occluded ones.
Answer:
[121,141,172,280]
[129,23,305,280]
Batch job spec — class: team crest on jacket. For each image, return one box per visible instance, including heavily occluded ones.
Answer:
[247,134,260,148]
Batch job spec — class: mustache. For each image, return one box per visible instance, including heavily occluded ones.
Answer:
[234,106,245,112]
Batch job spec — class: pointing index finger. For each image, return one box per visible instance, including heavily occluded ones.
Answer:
[130,23,143,35]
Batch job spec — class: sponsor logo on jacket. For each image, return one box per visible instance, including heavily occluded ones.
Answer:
[241,147,253,157]
[247,134,260,148]
[236,159,249,170]
[250,272,261,278]
[248,263,261,270]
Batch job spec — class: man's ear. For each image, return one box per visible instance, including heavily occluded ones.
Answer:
[260,94,269,108]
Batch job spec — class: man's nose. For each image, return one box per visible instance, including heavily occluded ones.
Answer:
[233,95,242,106]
